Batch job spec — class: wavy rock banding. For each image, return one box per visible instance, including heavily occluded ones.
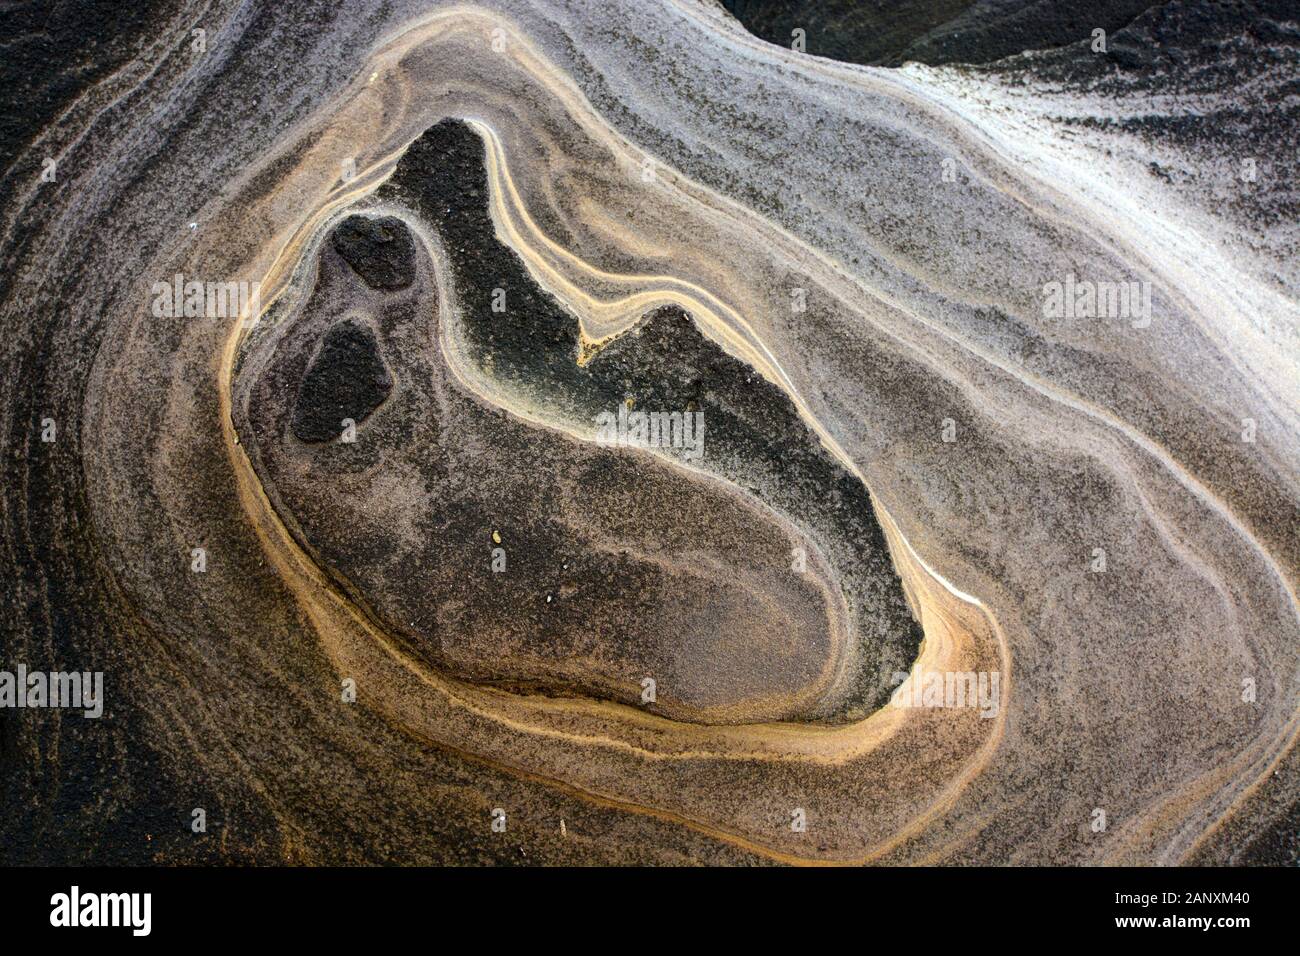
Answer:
[2,0,1297,865]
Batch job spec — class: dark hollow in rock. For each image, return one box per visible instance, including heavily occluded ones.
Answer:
[291,319,392,443]
[329,214,417,290]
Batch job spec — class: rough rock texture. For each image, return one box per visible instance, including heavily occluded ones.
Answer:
[1,0,1296,865]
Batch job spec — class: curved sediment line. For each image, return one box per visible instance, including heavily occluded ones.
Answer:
[201,1,1297,864]
[27,0,1289,865]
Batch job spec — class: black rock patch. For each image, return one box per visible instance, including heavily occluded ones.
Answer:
[329,215,417,290]
[291,320,392,442]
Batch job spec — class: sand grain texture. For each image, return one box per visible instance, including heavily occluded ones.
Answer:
[1,0,1296,865]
